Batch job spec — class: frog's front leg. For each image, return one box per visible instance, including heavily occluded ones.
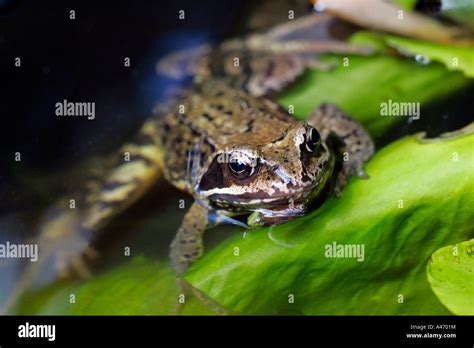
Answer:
[307,103,374,195]
[170,203,232,314]
[170,201,209,274]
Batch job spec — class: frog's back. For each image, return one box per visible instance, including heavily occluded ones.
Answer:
[156,78,296,193]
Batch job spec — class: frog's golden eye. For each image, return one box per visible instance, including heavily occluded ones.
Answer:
[228,160,257,178]
[305,128,321,153]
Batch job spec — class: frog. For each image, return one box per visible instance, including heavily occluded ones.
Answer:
[155,79,374,273]
[3,14,374,313]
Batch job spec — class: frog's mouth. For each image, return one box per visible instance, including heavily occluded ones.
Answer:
[205,169,331,208]
[207,190,309,209]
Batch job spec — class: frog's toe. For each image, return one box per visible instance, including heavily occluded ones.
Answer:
[70,255,93,279]
[83,246,100,261]
[334,186,344,197]
[56,260,72,280]
[356,167,369,179]
[335,163,370,196]
[345,159,370,179]
[55,252,94,281]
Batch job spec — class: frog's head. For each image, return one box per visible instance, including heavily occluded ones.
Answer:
[196,122,334,225]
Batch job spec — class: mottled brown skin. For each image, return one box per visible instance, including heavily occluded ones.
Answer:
[154,77,373,273]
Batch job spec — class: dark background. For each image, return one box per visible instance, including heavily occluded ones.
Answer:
[0,0,246,186]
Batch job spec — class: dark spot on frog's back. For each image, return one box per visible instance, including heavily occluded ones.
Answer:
[202,112,213,121]
[199,157,225,191]
[210,103,224,111]
[245,119,255,132]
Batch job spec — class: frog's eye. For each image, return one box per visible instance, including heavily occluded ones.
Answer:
[305,127,321,152]
[228,160,257,178]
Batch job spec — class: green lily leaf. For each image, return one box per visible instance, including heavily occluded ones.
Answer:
[277,50,469,135]
[385,35,474,77]
[12,257,213,315]
[183,126,474,315]
[392,0,417,10]
[427,239,474,315]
